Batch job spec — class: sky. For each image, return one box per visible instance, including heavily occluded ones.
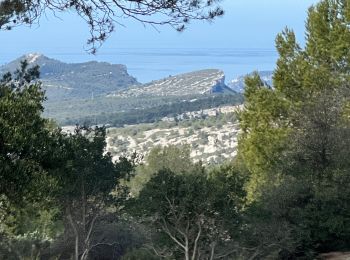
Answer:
[0,0,318,61]
[0,0,319,83]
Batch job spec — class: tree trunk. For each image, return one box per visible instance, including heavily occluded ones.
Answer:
[185,248,190,260]
[67,209,79,260]
[185,237,190,260]
[81,214,98,260]
[191,222,202,260]
[210,242,216,260]
[82,180,87,259]
[75,235,79,260]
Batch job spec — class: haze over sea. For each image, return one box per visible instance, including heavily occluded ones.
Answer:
[1,0,315,83]
[2,48,277,83]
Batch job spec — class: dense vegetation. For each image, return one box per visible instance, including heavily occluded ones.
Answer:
[237,0,350,256]
[66,94,242,127]
[1,0,350,259]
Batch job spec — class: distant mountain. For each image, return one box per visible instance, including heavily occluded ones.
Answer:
[43,68,242,125]
[228,71,273,93]
[111,69,235,98]
[1,54,243,125]
[0,53,139,100]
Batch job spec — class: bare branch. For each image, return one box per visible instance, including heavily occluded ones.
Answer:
[146,244,173,259]
[84,214,99,245]
[161,217,186,251]
[191,221,202,260]
[0,0,224,53]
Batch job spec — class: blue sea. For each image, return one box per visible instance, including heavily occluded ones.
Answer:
[2,48,278,83]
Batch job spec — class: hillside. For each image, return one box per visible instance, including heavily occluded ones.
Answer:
[104,106,240,164]
[111,69,234,98]
[39,65,242,125]
[1,54,243,126]
[0,53,139,100]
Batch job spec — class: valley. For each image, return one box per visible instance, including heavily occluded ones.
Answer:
[2,1,348,257]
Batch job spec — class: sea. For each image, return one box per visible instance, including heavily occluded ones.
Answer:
[2,48,278,83]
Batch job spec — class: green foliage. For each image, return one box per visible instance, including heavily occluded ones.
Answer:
[130,167,243,259]
[239,0,350,198]
[53,126,125,202]
[4,1,350,258]
[238,0,350,256]
[127,145,201,196]
[0,61,63,258]
[0,205,62,260]
[238,73,290,201]
[46,125,134,259]
[0,61,138,259]
[60,93,242,127]
[121,248,160,260]
[0,60,57,204]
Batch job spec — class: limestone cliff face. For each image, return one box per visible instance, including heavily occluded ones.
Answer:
[210,73,231,93]
[228,71,273,93]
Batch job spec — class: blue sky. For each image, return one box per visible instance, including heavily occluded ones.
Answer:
[1,0,318,63]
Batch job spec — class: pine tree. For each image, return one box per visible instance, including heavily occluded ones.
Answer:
[239,0,350,200]
[238,0,350,255]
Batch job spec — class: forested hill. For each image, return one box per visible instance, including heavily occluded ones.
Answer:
[0,53,139,100]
